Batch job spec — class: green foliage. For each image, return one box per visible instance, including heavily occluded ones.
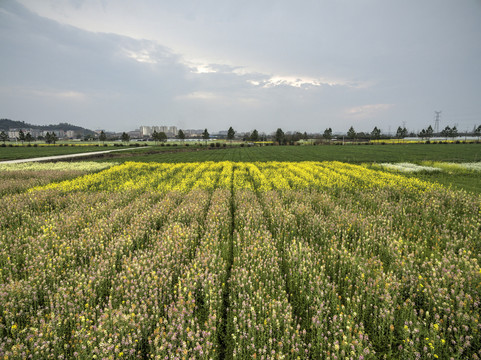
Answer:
[396,126,407,139]
[275,128,285,144]
[17,129,25,142]
[177,129,185,141]
[45,132,58,144]
[347,126,356,139]
[121,132,130,143]
[474,124,481,139]
[371,126,381,140]
[227,126,235,141]
[202,129,209,141]
[0,131,8,143]
[99,131,107,143]
[323,127,333,141]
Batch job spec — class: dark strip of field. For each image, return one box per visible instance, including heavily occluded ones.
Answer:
[98,143,481,163]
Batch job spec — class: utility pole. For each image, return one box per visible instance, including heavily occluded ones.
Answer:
[434,111,442,134]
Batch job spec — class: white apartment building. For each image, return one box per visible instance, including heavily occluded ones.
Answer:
[140,125,178,137]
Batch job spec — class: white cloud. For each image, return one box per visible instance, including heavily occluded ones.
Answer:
[187,62,218,74]
[178,91,219,100]
[122,48,158,64]
[244,74,365,90]
[345,104,394,118]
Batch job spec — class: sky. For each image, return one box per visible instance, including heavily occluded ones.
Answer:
[1,1,480,134]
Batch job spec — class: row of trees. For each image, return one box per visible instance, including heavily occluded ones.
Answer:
[319,125,481,141]
[159,124,481,143]
[3,124,481,145]
[0,130,59,144]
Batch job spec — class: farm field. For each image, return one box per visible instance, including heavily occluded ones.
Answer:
[100,143,481,164]
[2,143,480,165]
[0,145,122,161]
[1,161,480,359]
[0,162,117,196]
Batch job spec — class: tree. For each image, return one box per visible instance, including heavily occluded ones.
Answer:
[371,126,381,140]
[450,126,458,139]
[474,125,481,140]
[18,129,25,143]
[418,129,427,139]
[45,132,59,144]
[177,129,185,143]
[0,131,8,144]
[274,128,285,145]
[121,132,130,143]
[396,126,408,139]
[202,129,209,143]
[347,126,356,140]
[426,125,434,139]
[322,128,333,141]
[99,130,107,144]
[152,130,167,144]
[45,132,58,144]
[250,129,259,142]
[25,132,33,144]
[396,126,403,139]
[227,127,235,141]
[158,131,167,143]
[441,126,451,139]
[152,130,159,144]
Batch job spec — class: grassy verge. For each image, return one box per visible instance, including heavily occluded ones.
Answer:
[404,169,481,195]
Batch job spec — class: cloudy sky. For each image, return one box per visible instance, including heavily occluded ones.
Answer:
[1,1,480,134]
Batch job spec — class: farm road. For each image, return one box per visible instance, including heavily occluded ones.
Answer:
[0,146,148,164]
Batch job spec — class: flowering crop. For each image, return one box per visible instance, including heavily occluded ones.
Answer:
[0,161,117,172]
[32,161,442,193]
[1,161,480,359]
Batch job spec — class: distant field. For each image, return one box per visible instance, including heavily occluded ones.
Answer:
[98,144,481,194]
[2,143,480,194]
[102,143,481,163]
[2,143,480,163]
[0,145,122,161]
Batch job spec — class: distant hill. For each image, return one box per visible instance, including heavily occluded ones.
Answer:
[0,119,94,134]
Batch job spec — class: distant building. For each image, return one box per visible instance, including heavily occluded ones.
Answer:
[128,130,141,138]
[66,130,77,138]
[8,128,43,139]
[140,126,151,137]
[184,129,204,137]
[139,125,178,137]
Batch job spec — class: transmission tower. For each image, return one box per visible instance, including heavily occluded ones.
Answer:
[434,111,442,134]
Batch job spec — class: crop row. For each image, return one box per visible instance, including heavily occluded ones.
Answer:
[32,161,441,194]
[1,162,480,359]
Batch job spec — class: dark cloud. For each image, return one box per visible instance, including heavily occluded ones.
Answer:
[1,1,481,133]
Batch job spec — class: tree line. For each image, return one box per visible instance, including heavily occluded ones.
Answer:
[2,124,481,145]
[0,129,59,144]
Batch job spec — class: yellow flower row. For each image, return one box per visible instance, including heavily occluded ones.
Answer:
[30,161,441,193]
